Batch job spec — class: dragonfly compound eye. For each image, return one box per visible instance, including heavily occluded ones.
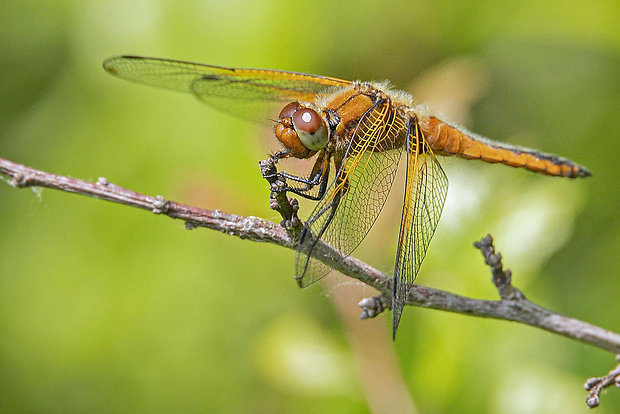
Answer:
[292,108,328,151]
[278,102,299,120]
[275,106,317,159]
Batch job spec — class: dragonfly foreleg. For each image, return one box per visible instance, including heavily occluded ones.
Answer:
[267,150,331,201]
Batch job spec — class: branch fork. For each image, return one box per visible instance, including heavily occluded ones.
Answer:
[584,354,620,408]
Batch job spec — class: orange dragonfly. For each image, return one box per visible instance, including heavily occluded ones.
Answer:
[103,56,590,338]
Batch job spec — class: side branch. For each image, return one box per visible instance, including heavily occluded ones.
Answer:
[584,355,620,408]
[2,156,620,357]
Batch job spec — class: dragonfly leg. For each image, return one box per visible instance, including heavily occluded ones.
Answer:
[266,150,331,201]
[276,171,327,200]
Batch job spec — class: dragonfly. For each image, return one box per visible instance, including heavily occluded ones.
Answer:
[103,55,591,338]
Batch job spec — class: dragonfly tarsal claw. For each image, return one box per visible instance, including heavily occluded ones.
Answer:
[259,158,293,190]
[258,158,277,178]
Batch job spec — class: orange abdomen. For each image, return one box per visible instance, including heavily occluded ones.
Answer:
[420,116,590,178]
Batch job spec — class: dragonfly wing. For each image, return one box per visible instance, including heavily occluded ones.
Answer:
[103,55,351,123]
[392,121,448,338]
[295,100,406,287]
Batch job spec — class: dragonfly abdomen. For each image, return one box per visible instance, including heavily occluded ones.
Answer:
[420,116,590,178]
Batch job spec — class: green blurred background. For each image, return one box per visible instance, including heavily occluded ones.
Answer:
[1,1,619,413]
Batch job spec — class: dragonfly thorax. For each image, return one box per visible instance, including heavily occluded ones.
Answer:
[275,102,329,159]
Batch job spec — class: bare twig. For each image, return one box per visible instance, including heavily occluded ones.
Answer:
[0,157,292,247]
[474,234,524,300]
[2,156,620,362]
[258,158,302,238]
[584,355,620,408]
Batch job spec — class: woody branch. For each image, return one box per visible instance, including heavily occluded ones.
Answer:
[1,156,619,407]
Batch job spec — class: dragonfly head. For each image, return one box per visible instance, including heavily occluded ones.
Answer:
[275,102,329,159]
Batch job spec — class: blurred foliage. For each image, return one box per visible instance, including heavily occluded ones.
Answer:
[1,0,620,413]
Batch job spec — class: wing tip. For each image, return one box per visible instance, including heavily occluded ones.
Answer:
[392,291,403,341]
[102,55,136,74]
[102,55,158,74]
[392,308,401,341]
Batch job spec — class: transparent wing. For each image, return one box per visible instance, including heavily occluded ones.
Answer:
[392,121,448,338]
[103,55,351,123]
[295,100,407,287]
